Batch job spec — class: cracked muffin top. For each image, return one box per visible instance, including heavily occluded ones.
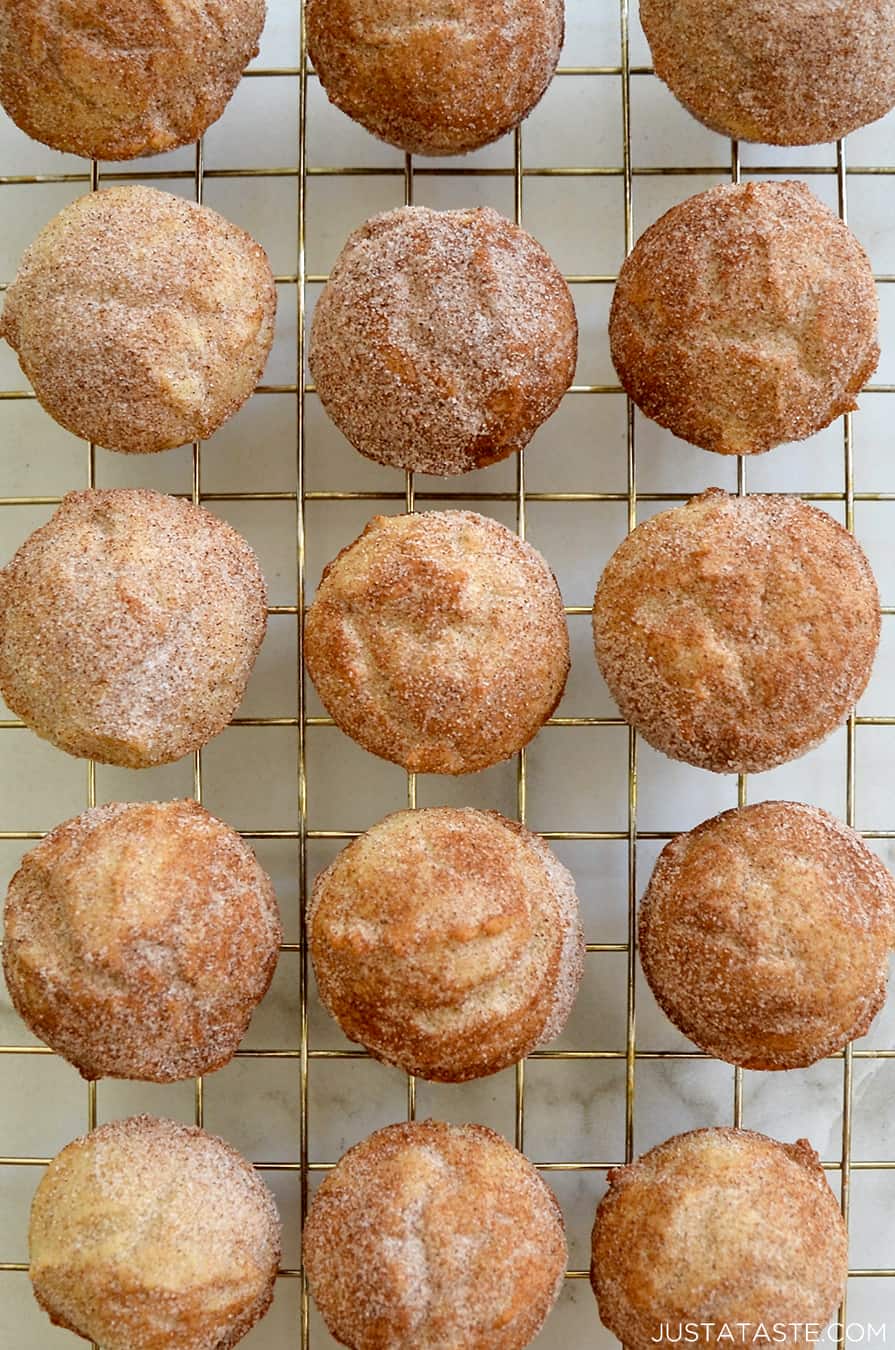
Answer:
[304,1119,567,1350]
[0,0,265,160]
[306,0,564,157]
[3,799,282,1082]
[592,488,880,774]
[309,807,583,1082]
[30,1115,281,1349]
[609,180,878,456]
[641,0,895,147]
[305,509,569,774]
[591,1128,848,1349]
[0,488,268,767]
[1,185,276,454]
[640,800,895,1070]
[310,206,577,476]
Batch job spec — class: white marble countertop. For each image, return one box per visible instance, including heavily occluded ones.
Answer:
[2,1,895,1345]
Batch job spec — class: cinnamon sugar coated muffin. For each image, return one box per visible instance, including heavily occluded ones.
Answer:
[310,808,583,1081]
[29,1115,281,1349]
[305,511,569,774]
[0,489,267,767]
[3,800,282,1081]
[304,1120,567,1349]
[310,206,577,476]
[640,802,895,1070]
[591,1128,848,1348]
[0,186,276,453]
[0,0,266,160]
[610,181,879,455]
[592,489,880,774]
[641,0,895,146]
[306,0,564,157]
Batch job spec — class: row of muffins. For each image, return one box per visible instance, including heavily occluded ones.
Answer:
[0,485,882,778]
[3,0,895,160]
[0,178,883,470]
[5,794,894,1087]
[27,1114,851,1350]
[5,792,885,1346]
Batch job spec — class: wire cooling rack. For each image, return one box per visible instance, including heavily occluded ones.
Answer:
[2,2,895,1346]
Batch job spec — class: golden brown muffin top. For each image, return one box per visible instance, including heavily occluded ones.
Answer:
[310,206,577,476]
[304,1119,567,1350]
[610,181,878,456]
[3,800,282,1082]
[1,185,276,453]
[641,0,895,146]
[591,1127,848,1349]
[0,0,266,160]
[30,1115,281,1350]
[0,488,267,767]
[305,510,570,775]
[640,801,895,1070]
[310,807,583,1081]
[306,0,564,157]
[592,488,880,774]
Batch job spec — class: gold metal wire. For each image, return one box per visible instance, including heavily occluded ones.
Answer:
[0,0,891,1337]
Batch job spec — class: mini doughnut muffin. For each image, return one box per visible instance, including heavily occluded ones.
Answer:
[641,0,895,146]
[310,807,584,1081]
[0,488,267,767]
[0,0,265,160]
[610,180,878,456]
[592,488,879,774]
[304,1120,567,1349]
[3,800,282,1081]
[640,802,895,1070]
[306,0,564,157]
[30,1115,281,1350]
[1,185,276,453]
[310,206,577,476]
[591,1128,848,1348]
[305,511,569,774]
